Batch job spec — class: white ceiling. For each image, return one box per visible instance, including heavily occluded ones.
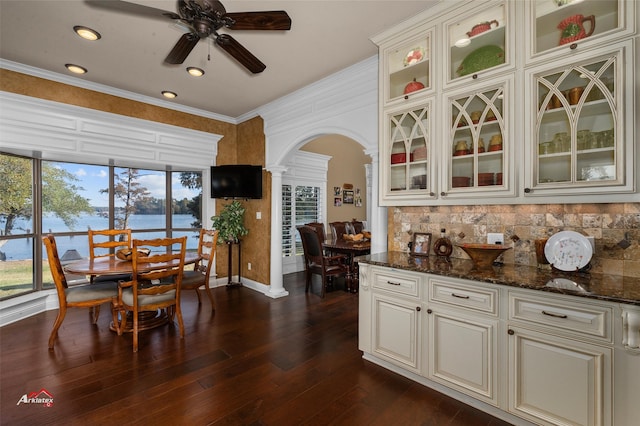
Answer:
[0,1,437,118]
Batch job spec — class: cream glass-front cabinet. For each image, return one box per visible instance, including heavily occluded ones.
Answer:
[374,0,637,206]
[442,77,515,198]
[524,41,634,197]
[526,0,635,64]
[381,101,436,203]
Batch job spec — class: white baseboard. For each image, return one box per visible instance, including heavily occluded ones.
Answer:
[0,290,57,327]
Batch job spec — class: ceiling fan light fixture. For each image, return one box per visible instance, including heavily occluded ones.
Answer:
[162,91,178,99]
[187,67,205,77]
[73,26,101,41]
[65,64,87,74]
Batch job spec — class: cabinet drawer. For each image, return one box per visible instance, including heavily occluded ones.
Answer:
[509,291,612,341]
[371,267,421,298]
[429,277,498,315]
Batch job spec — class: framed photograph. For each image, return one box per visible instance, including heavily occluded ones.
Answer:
[334,186,342,196]
[334,197,342,207]
[343,190,354,204]
[411,232,432,257]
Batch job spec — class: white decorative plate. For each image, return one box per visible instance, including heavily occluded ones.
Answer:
[544,231,593,271]
[404,47,424,66]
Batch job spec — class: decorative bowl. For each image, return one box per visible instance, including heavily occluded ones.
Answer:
[115,248,150,261]
[456,243,511,268]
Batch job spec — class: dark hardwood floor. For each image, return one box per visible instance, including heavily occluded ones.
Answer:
[1,273,513,425]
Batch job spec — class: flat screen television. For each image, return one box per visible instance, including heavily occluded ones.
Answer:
[210,164,263,199]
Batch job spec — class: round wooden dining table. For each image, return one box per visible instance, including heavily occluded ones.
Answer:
[64,252,201,332]
[63,252,201,277]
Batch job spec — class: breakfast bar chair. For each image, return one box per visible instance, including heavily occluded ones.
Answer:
[181,229,219,310]
[43,235,119,349]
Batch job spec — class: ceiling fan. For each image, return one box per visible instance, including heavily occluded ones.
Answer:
[88,0,292,73]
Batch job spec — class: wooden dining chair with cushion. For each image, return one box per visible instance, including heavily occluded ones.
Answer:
[88,228,132,283]
[297,225,350,298]
[181,229,218,310]
[352,221,364,234]
[114,236,187,352]
[43,234,119,349]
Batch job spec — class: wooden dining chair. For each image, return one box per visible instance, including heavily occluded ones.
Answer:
[181,229,219,310]
[88,228,132,283]
[329,221,348,241]
[43,234,119,349]
[114,236,187,352]
[305,222,326,242]
[297,225,350,298]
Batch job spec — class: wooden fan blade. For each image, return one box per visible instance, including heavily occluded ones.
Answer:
[224,11,292,30]
[215,34,266,73]
[165,33,200,64]
[86,0,179,20]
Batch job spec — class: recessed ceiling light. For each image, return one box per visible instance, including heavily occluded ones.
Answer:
[186,67,205,77]
[162,91,178,99]
[65,64,87,74]
[73,26,101,41]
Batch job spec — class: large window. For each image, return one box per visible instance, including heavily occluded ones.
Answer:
[282,184,322,258]
[0,153,202,299]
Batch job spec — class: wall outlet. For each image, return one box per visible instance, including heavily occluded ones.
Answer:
[487,233,504,245]
[247,262,252,270]
[256,211,261,220]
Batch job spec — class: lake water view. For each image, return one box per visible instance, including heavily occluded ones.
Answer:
[0,214,200,261]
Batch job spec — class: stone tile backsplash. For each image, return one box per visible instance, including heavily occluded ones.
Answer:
[388,203,640,277]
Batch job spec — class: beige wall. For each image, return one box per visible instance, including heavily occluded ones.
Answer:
[389,203,640,277]
[301,134,370,224]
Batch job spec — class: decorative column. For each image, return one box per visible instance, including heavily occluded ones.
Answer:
[364,150,387,255]
[266,166,289,298]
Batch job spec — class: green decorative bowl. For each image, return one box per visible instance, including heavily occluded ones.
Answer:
[457,45,505,77]
[456,243,511,269]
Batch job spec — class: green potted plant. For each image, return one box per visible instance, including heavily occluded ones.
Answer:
[210,200,248,243]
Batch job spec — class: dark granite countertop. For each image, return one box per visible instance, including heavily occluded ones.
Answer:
[357,252,640,306]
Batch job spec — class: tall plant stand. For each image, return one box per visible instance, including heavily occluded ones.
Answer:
[226,240,242,288]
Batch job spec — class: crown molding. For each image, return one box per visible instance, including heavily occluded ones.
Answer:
[0,59,237,124]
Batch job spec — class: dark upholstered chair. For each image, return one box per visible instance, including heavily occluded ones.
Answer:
[297,225,350,298]
[329,221,348,241]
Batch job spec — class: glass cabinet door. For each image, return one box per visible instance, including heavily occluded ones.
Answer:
[445,1,511,87]
[384,104,432,198]
[382,29,433,105]
[446,83,508,195]
[533,53,619,188]
[529,0,630,61]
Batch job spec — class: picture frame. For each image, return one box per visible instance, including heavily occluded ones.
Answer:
[334,197,342,207]
[411,232,432,257]
[343,190,354,204]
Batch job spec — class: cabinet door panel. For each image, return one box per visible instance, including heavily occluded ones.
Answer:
[429,310,498,405]
[525,41,633,197]
[508,327,612,426]
[527,0,634,63]
[372,294,421,372]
